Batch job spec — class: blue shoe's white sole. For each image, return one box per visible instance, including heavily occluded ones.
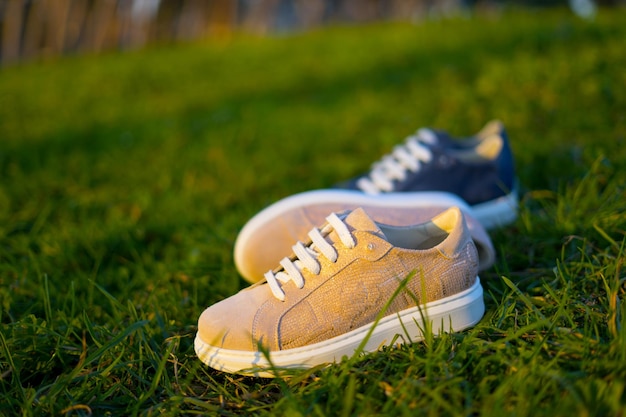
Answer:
[194,277,485,377]
[470,190,518,230]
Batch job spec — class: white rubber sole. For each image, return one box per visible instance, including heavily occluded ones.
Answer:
[194,277,485,377]
[471,190,518,230]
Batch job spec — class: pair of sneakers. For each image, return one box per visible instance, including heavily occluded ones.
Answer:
[195,120,517,377]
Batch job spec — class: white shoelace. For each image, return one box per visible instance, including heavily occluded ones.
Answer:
[264,213,356,301]
[356,128,437,194]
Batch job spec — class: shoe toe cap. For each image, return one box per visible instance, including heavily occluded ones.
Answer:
[196,285,271,351]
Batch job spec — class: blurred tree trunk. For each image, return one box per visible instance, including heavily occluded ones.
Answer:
[154,0,181,42]
[81,0,118,53]
[177,0,208,40]
[21,0,72,58]
[241,0,280,34]
[46,0,72,55]
[1,0,24,64]
[208,0,237,37]
[64,0,90,52]
[22,0,45,59]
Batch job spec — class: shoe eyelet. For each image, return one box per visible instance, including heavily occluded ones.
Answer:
[367,243,375,251]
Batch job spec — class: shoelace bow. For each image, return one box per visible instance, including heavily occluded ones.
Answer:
[264,213,356,301]
[357,128,437,194]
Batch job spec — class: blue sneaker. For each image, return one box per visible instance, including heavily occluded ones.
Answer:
[336,120,517,222]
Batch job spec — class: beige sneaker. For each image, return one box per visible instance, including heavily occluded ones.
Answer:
[234,191,495,284]
[195,207,484,376]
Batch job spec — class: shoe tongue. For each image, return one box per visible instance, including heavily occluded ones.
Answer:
[331,207,387,241]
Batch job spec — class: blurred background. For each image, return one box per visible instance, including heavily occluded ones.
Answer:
[1,0,623,66]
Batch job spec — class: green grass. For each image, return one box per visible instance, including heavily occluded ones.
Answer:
[1,8,625,416]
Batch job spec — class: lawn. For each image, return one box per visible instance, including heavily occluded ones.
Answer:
[1,7,625,416]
